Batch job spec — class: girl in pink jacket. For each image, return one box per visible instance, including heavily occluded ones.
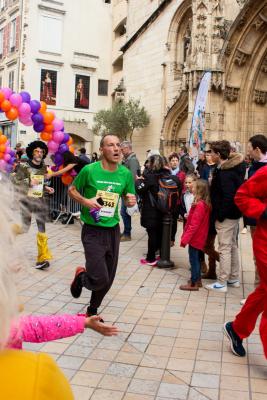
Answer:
[7,313,118,350]
[180,179,211,291]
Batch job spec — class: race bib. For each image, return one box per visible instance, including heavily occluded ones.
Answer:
[28,174,44,198]
[96,190,119,218]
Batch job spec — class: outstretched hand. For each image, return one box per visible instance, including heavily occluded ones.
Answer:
[85,315,119,336]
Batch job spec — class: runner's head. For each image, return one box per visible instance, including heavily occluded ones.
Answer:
[99,134,121,164]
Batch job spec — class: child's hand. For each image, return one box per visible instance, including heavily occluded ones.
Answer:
[184,213,188,219]
[85,315,119,336]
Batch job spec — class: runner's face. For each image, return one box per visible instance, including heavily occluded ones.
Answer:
[101,136,121,164]
[33,147,44,163]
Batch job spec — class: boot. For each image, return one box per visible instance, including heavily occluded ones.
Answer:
[202,262,217,280]
[201,261,208,274]
[187,279,202,288]
[36,232,52,268]
[180,282,199,291]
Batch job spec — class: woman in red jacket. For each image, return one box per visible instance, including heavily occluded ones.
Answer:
[224,165,267,358]
[180,179,211,291]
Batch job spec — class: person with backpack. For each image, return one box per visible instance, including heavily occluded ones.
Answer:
[180,179,211,291]
[136,155,181,266]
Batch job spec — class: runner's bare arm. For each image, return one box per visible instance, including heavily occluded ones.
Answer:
[68,185,101,209]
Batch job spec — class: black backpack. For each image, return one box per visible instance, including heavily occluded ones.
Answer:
[149,175,180,214]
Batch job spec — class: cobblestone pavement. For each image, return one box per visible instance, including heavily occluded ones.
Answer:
[16,216,266,400]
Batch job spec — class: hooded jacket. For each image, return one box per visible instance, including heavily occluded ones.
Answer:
[122,152,140,178]
[210,153,246,222]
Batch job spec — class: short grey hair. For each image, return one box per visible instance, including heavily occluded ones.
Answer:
[120,141,132,150]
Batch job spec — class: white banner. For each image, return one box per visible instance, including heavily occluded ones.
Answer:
[189,71,211,153]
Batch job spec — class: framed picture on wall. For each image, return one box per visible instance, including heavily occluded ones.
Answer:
[40,69,57,106]
[74,74,90,109]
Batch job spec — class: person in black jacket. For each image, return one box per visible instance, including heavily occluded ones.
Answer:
[136,155,180,266]
[205,140,246,293]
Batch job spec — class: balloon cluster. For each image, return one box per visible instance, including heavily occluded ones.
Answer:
[0,87,75,184]
[0,131,16,173]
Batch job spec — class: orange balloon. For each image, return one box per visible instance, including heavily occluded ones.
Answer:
[43,112,54,124]
[6,107,18,121]
[0,144,6,153]
[0,92,5,103]
[0,135,7,144]
[61,174,73,185]
[67,137,73,146]
[0,152,4,159]
[40,131,52,141]
[69,145,75,154]
[1,100,11,112]
[39,101,47,114]
[43,123,54,133]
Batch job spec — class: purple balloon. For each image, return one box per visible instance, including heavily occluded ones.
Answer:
[33,122,45,133]
[8,156,15,164]
[62,133,70,144]
[6,164,13,173]
[20,91,31,104]
[54,152,63,165]
[30,100,41,114]
[9,150,16,157]
[58,144,69,154]
[31,112,44,125]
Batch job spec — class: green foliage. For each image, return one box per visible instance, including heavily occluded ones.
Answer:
[93,98,150,141]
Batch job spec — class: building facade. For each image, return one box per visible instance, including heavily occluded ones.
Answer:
[0,0,113,150]
[118,0,267,158]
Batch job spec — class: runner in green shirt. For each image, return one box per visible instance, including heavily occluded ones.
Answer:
[69,134,136,318]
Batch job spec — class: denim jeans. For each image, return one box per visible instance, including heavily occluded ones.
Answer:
[120,198,131,236]
[188,245,201,284]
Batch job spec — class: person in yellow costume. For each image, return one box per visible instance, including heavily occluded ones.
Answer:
[12,140,54,269]
[0,177,74,400]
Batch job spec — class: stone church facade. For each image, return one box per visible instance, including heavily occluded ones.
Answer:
[118,0,267,157]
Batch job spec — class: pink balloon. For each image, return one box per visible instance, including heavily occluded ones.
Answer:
[52,118,64,131]
[10,93,22,108]
[47,140,59,153]
[52,130,64,144]
[0,87,12,99]
[0,159,7,171]
[18,102,31,117]
[4,153,11,162]
[19,116,33,126]
[5,146,11,153]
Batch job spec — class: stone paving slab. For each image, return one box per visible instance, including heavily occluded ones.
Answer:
[16,216,266,400]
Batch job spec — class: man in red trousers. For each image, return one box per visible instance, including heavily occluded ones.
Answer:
[224,165,267,357]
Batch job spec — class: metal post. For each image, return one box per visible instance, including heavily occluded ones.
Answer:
[157,212,175,269]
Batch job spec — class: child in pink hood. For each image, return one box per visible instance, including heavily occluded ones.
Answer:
[180,179,211,291]
[7,313,118,350]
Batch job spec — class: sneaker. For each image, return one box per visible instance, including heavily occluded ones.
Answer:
[205,282,227,292]
[35,261,50,270]
[86,307,104,323]
[240,298,246,305]
[241,227,247,234]
[70,266,86,298]
[223,321,246,357]
[120,235,131,242]
[140,258,157,266]
[227,280,240,288]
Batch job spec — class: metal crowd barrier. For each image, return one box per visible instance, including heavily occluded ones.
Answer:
[48,177,82,226]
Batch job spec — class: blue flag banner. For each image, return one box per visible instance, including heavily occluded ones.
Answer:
[189,71,212,152]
